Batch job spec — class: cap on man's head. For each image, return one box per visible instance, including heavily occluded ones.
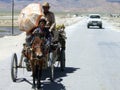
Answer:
[42,2,50,7]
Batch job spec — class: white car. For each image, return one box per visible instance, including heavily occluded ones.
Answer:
[87,14,102,28]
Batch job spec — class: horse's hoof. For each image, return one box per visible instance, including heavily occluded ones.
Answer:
[31,88,36,90]
[37,86,41,90]
[36,88,42,90]
[31,85,36,90]
[36,85,42,90]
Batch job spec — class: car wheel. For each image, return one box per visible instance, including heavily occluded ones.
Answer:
[87,25,90,28]
[99,24,102,28]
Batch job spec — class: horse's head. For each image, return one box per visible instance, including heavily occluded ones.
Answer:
[31,32,45,59]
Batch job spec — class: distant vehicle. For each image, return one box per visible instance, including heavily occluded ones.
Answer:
[87,14,102,28]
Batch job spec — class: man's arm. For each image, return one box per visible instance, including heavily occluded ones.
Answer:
[49,12,56,31]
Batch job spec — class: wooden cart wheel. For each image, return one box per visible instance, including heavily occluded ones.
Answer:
[49,52,54,82]
[11,53,18,82]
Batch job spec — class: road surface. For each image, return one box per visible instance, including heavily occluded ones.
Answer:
[0,18,120,90]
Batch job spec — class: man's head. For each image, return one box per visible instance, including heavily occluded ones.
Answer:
[38,18,46,29]
[42,2,50,13]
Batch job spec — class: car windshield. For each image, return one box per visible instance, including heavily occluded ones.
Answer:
[90,15,100,18]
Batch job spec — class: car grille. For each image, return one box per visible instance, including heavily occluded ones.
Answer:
[92,21,98,23]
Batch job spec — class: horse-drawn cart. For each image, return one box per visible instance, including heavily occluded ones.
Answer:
[11,3,66,89]
[11,27,66,89]
[11,41,66,82]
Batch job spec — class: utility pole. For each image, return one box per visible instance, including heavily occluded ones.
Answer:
[12,0,14,35]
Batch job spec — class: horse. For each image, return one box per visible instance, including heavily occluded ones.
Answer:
[23,32,47,90]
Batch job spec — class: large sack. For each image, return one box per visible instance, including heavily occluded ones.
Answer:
[18,3,43,32]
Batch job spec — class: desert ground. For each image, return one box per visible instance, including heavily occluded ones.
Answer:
[0,14,120,31]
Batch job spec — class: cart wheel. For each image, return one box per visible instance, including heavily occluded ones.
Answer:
[50,63,54,82]
[49,52,54,82]
[60,50,65,71]
[11,53,18,82]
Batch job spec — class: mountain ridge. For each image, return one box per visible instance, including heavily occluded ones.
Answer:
[0,0,120,13]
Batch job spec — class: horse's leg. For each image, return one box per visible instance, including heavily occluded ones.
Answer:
[35,65,39,80]
[37,61,43,89]
[37,69,41,89]
[31,60,36,89]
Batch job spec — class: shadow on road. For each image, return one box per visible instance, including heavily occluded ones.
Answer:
[41,67,80,90]
[42,80,66,90]
[15,67,80,90]
[16,78,33,85]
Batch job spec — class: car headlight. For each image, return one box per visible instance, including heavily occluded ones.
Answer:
[88,21,92,23]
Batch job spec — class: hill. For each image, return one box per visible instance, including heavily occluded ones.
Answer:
[0,0,120,13]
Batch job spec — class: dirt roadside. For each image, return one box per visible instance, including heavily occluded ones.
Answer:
[0,16,82,27]
[0,16,119,31]
[103,17,120,31]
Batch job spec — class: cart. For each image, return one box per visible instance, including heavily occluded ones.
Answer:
[11,35,66,82]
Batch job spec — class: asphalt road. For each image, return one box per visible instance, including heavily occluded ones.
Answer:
[0,18,120,90]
